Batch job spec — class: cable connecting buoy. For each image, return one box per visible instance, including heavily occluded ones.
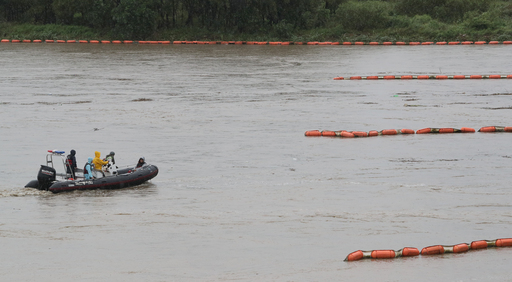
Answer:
[478,126,512,132]
[416,127,475,134]
[345,248,420,261]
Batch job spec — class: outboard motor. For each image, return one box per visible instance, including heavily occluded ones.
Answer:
[37,165,56,190]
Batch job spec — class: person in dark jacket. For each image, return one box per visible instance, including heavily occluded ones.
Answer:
[136,157,146,168]
[66,149,77,179]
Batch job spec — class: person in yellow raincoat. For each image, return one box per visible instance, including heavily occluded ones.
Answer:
[92,151,109,178]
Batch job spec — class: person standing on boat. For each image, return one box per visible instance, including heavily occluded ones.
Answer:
[93,151,108,178]
[66,149,77,179]
[84,157,93,180]
[104,151,115,164]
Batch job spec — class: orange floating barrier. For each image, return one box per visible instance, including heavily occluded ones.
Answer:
[401,75,413,79]
[1,39,9,43]
[321,131,336,137]
[330,42,339,45]
[304,130,321,136]
[340,131,355,138]
[11,39,20,43]
[409,42,420,45]
[101,40,111,44]
[421,42,433,45]
[160,41,171,44]
[453,75,466,79]
[496,238,512,247]
[345,250,365,261]
[381,129,397,135]
[350,76,362,80]
[294,42,303,45]
[462,41,473,45]
[351,131,368,137]
[399,129,415,134]
[416,128,433,134]
[504,127,512,132]
[435,42,447,45]
[439,128,455,133]
[371,250,396,259]
[475,41,486,44]
[112,40,122,44]
[436,75,448,79]
[383,75,395,80]
[401,247,420,257]
[342,42,352,45]
[489,75,502,79]
[479,126,497,132]
[461,127,476,133]
[489,41,499,44]
[66,40,76,43]
[383,42,392,45]
[307,42,318,45]
[421,245,445,255]
[417,75,429,79]
[45,40,54,43]
[470,240,491,249]
[123,40,133,44]
[333,77,344,80]
[79,40,88,43]
[503,41,512,44]
[470,75,482,79]
[366,76,379,80]
[354,42,364,45]
[22,40,31,43]
[452,243,469,253]
[33,40,42,43]
[368,130,379,137]
[172,41,182,44]
[448,41,460,45]
[90,40,99,43]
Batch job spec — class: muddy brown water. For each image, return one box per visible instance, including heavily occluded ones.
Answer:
[1,43,512,281]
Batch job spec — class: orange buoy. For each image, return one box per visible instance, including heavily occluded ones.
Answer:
[409,42,420,45]
[416,128,432,134]
[368,130,379,137]
[489,41,499,44]
[79,40,88,43]
[341,131,355,138]
[66,40,76,43]
[381,129,397,135]
[451,243,469,253]
[417,75,429,79]
[101,40,111,44]
[504,127,512,132]
[371,250,396,259]
[383,75,395,80]
[461,127,476,133]
[401,75,413,79]
[436,42,447,45]
[448,41,460,45]
[333,77,344,80]
[470,75,482,79]
[22,39,31,43]
[470,240,492,249]
[475,41,486,45]
[496,238,512,247]
[399,129,415,134]
[436,75,448,79]
[112,40,122,44]
[123,40,133,44]
[172,41,182,44]
[439,128,456,133]
[45,40,54,43]
[345,250,366,261]
[400,247,420,257]
[421,245,445,255]
[321,131,336,137]
[366,76,379,80]
[421,42,433,45]
[305,130,321,136]
[453,75,466,79]
[342,42,352,45]
[352,131,368,137]
[90,40,99,43]
[354,42,364,45]
[56,40,65,43]
[350,76,362,80]
[478,126,496,132]
[489,75,502,79]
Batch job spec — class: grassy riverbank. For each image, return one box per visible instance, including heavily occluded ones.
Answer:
[2,0,512,42]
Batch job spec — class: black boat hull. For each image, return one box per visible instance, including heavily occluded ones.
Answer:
[25,165,158,193]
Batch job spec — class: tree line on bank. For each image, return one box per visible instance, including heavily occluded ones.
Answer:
[1,0,511,41]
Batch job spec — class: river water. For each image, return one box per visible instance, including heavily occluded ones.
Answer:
[1,43,511,281]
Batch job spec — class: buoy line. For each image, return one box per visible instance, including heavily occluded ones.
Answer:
[345,238,512,261]
[305,127,512,137]
[333,75,512,80]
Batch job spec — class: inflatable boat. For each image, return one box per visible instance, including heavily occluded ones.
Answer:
[25,150,158,193]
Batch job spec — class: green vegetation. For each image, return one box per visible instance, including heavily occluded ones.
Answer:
[1,0,512,42]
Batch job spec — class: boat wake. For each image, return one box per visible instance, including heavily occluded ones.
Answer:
[0,187,51,198]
